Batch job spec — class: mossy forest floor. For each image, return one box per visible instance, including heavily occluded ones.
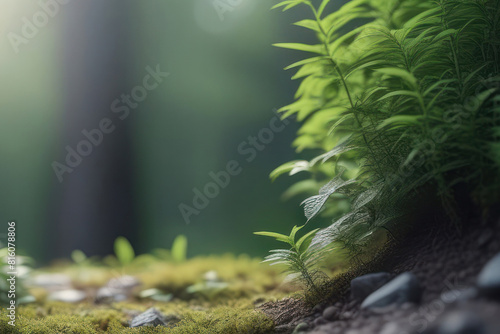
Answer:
[0,254,308,333]
[4,216,499,333]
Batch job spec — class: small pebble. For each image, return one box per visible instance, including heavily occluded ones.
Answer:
[30,274,72,291]
[477,252,500,298]
[48,289,86,303]
[130,308,179,328]
[361,272,421,310]
[292,322,309,334]
[350,272,392,301]
[322,306,337,321]
[314,317,328,326]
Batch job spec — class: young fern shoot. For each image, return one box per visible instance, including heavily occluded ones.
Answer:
[255,225,329,296]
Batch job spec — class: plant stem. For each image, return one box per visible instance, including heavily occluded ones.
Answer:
[309,3,386,180]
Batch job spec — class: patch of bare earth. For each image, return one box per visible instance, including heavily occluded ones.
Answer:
[261,210,500,334]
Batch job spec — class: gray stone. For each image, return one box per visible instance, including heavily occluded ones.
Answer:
[322,306,337,321]
[477,252,500,298]
[351,272,392,301]
[95,275,141,304]
[48,289,86,303]
[361,272,421,310]
[95,287,128,304]
[274,324,296,334]
[203,270,219,282]
[30,273,72,291]
[379,322,401,334]
[107,275,141,290]
[314,317,328,326]
[130,308,180,328]
[312,304,323,314]
[426,311,486,334]
[340,311,353,320]
[292,322,309,334]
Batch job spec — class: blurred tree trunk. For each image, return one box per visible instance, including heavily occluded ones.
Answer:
[51,0,136,259]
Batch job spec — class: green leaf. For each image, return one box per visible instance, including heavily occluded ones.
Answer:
[376,68,418,89]
[402,7,442,30]
[423,79,457,97]
[302,171,356,222]
[284,56,326,70]
[273,43,324,54]
[377,115,423,129]
[294,19,320,32]
[270,160,310,181]
[71,250,87,264]
[272,0,308,11]
[328,25,366,55]
[310,140,357,165]
[378,90,420,102]
[432,29,457,42]
[344,60,387,80]
[114,236,135,265]
[296,228,319,252]
[171,235,188,263]
[289,225,303,244]
[317,0,331,18]
[254,231,290,244]
[327,114,354,135]
[463,63,488,86]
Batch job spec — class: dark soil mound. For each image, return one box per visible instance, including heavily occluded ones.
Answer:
[266,212,500,333]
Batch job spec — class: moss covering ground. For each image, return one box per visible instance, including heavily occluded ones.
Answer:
[0,299,275,334]
[0,254,296,333]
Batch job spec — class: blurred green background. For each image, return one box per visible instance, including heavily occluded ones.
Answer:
[0,0,321,263]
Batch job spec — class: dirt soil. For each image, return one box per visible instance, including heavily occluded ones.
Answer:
[262,212,500,334]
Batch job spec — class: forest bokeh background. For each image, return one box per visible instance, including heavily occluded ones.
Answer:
[0,0,349,263]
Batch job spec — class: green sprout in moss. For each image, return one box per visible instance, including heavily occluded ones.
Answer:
[255,225,329,299]
[114,236,135,266]
[171,235,188,263]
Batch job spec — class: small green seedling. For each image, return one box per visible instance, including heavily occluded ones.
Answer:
[114,236,135,266]
[171,234,188,263]
[70,250,87,264]
[255,225,326,295]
